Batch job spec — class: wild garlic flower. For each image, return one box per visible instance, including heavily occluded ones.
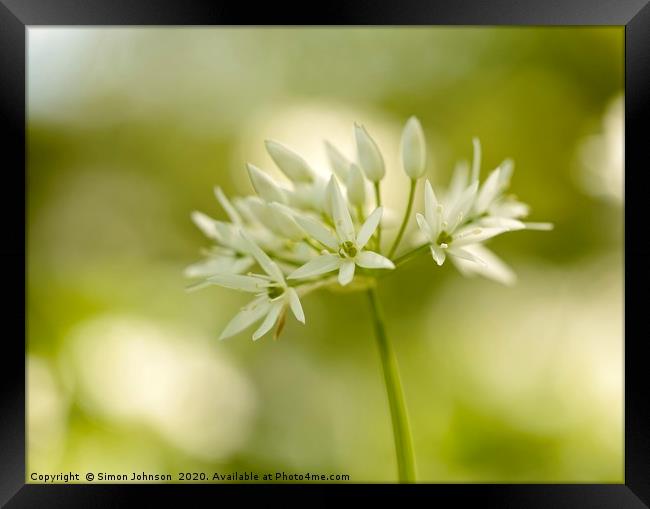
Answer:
[288,178,395,286]
[416,179,508,267]
[187,116,551,339]
[192,230,304,340]
[415,139,552,284]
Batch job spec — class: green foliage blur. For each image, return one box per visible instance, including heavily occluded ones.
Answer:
[27,27,623,483]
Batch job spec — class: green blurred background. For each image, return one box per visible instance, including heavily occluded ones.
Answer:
[27,27,623,483]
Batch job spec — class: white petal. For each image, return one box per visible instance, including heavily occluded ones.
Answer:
[489,199,530,219]
[309,176,330,213]
[327,177,355,242]
[448,161,469,204]
[356,207,383,248]
[346,163,367,208]
[430,245,446,266]
[324,140,351,181]
[252,300,284,340]
[214,187,242,225]
[265,140,315,183]
[245,198,277,231]
[523,222,554,231]
[401,116,426,179]
[445,181,478,231]
[287,288,305,324]
[498,159,514,187]
[191,211,219,240]
[448,246,487,265]
[205,273,268,292]
[354,123,385,182]
[288,254,341,280]
[479,217,526,231]
[450,244,516,286]
[185,279,214,292]
[219,296,271,340]
[184,255,254,278]
[293,215,338,250]
[452,226,508,247]
[268,202,305,240]
[356,250,395,270]
[232,197,259,224]
[230,256,257,274]
[213,221,248,251]
[240,230,285,283]
[415,213,434,241]
[423,180,440,236]
[471,137,482,183]
[247,163,287,204]
[338,260,356,286]
[246,197,301,241]
[475,168,502,214]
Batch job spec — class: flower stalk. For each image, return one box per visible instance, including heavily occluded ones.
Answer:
[392,242,431,268]
[388,179,417,258]
[373,181,382,250]
[367,287,416,483]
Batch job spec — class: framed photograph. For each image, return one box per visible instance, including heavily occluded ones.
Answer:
[1,1,647,506]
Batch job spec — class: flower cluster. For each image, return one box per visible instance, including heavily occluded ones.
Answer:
[187,117,552,340]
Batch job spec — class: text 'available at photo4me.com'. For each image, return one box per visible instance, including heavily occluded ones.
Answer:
[30,471,352,483]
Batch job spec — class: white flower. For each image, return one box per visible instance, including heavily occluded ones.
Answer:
[416,179,508,267]
[194,230,305,341]
[288,177,394,286]
[414,139,552,284]
[354,123,385,182]
[401,116,426,179]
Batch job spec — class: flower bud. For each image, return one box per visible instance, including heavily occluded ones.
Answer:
[246,163,287,204]
[265,140,315,183]
[401,116,426,179]
[324,141,351,181]
[354,123,385,182]
[346,163,366,208]
[190,211,219,240]
[268,202,306,241]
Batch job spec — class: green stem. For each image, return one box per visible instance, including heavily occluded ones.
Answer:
[392,243,430,268]
[374,182,382,251]
[356,204,365,224]
[388,179,417,259]
[366,287,416,483]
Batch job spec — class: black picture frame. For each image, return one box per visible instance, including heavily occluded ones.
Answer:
[1,1,647,506]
